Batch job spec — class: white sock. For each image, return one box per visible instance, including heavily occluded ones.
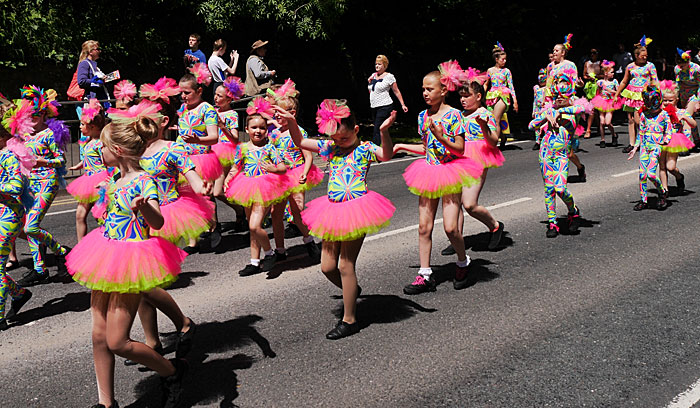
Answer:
[419,267,432,278]
[250,258,260,266]
[456,255,471,268]
[265,249,275,257]
[302,235,314,244]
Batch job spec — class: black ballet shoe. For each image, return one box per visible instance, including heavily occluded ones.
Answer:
[326,320,360,340]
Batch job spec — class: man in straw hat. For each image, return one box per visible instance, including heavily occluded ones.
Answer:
[245,40,277,96]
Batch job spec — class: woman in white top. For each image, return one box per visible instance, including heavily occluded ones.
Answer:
[368,54,408,145]
[208,38,239,100]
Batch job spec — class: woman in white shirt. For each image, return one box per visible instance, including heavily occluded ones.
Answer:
[368,55,408,145]
[208,38,239,100]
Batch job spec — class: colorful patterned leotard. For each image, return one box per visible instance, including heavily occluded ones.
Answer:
[317,140,377,202]
[82,139,107,176]
[532,85,546,117]
[217,109,239,143]
[417,108,466,165]
[102,173,160,241]
[675,62,700,106]
[596,79,619,99]
[24,128,65,180]
[545,60,578,99]
[140,143,196,205]
[269,126,309,169]
[233,144,284,178]
[486,67,516,107]
[176,102,218,154]
[626,62,658,92]
[463,108,497,142]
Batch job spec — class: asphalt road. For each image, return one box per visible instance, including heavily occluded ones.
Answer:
[3,131,700,407]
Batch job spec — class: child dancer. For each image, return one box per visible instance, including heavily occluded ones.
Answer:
[67,99,110,241]
[528,72,584,237]
[659,80,696,193]
[394,62,483,293]
[591,60,621,147]
[268,80,324,262]
[224,107,291,276]
[275,100,396,339]
[66,119,188,408]
[545,34,577,101]
[113,80,137,110]
[0,100,34,330]
[16,86,71,286]
[674,48,700,108]
[532,69,547,150]
[614,36,659,153]
[627,86,671,210]
[485,42,519,148]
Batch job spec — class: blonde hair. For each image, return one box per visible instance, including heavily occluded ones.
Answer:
[101,120,151,168]
[276,95,299,111]
[662,87,679,100]
[376,55,389,69]
[424,70,444,86]
[79,40,99,62]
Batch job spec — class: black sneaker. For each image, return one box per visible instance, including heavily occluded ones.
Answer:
[453,264,473,290]
[275,251,288,261]
[55,247,70,277]
[161,358,188,408]
[90,401,119,408]
[611,135,618,146]
[441,244,456,256]
[532,143,540,151]
[403,275,437,295]
[260,253,277,272]
[284,223,302,238]
[326,320,360,340]
[600,141,606,148]
[488,222,504,250]
[657,195,668,211]
[305,241,321,262]
[0,319,8,331]
[622,144,634,153]
[577,164,586,182]
[209,227,222,249]
[546,223,559,238]
[17,269,49,287]
[633,201,648,211]
[6,289,32,320]
[677,173,685,192]
[568,208,581,232]
[125,344,164,366]
[239,264,261,277]
[176,319,196,359]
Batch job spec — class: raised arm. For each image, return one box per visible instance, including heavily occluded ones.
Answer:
[373,110,397,162]
[272,106,320,152]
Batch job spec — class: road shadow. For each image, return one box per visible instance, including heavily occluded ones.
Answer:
[499,144,523,151]
[539,215,600,235]
[10,291,90,327]
[200,231,251,255]
[265,243,320,280]
[128,314,276,408]
[567,174,587,183]
[168,271,209,290]
[429,259,498,289]
[462,231,514,252]
[331,293,437,331]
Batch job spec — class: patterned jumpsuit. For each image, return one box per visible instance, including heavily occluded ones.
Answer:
[24,128,67,275]
[637,110,672,202]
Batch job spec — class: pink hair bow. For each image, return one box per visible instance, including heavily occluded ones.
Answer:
[316,99,350,136]
[267,78,298,100]
[246,96,274,119]
[189,63,212,86]
[439,60,467,91]
[107,100,162,124]
[81,98,102,123]
[140,77,181,103]
[114,80,137,102]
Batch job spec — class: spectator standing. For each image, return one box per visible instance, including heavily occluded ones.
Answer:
[208,39,239,101]
[184,33,207,69]
[613,43,634,82]
[245,40,276,96]
[76,40,109,101]
[367,54,408,145]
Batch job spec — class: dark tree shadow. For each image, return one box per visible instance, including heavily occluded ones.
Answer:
[265,243,321,279]
[670,187,695,197]
[539,216,600,235]
[200,232,251,255]
[499,144,523,151]
[10,291,91,326]
[462,231,514,252]
[128,315,276,408]
[331,293,437,331]
[167,271,209,290]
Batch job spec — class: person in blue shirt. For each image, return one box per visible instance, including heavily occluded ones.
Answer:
[184,33,207,69]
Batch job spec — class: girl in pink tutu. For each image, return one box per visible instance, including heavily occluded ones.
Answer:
[66,119,188,408]
[224,110,291,276]
[176,64,223,184]
[274,99,397,339]
[591,61,621,147]
[659,80,696,193]
[67,99,110,241]
[267,81,324,262]
[614,36,659,153]
[485,42,519,148]
[394,62,483,294]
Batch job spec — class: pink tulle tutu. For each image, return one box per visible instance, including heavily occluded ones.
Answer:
[212,142,238,166]
[301,191,395,241]
[286,164,325,193]
[575,125,585,137]
[67,228,186,293]
[663,133,695,153]
[66,170,111,203]
[150,192,215,244]
[591,95,622,112]
[573,97,594,115]
[225,172,292,207]
[189,152,224,182]
[621,85,644,109]
[464,140,505,169]
[403,158,483,198]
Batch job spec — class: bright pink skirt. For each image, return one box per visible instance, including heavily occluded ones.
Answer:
[67,228,186,293]
[286,164,325,194]
[301,191,394,241]
[212,142,238,167]
[464,140,504,169]
[150,190,215,244]
[189,152,224,182]
[66,170,111,203]
[663,132,695,153]
[591,95,622,112]
[403,158,483,198]
[225,172,292,207]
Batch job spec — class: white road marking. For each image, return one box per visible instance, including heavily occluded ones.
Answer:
[367,197,531,242]
[612,153,700,178]
[46,209,77,217]
[667,378,700,408]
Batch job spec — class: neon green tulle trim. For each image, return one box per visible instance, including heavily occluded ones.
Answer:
[620,89,643,101]
[287,178,323,195]
[151,220,213,244]
[406,175,479,198]
[71,271,177,294]
[310,220,391,242]
[226,190,292,208]
[74,196,99,204]
[218,157,235,167]
[662,145,689,153]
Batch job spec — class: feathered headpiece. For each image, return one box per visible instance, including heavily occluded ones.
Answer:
[664,103,679,124]
[45,118,70,148]
[246,96,274,119]
[316,99,351,136]
[21,85,59,117]
[464,67,488,85]
[438,60,467,91]
[601,60,615,69]
[222,76,245,100]
[642,86,662,111]
[639,35,653,47]
[563,33,573,51]
[114,80,137,103]
[107,100,162,124]
[677,48,691,61]
[81,99,102,123]
[140,77,180,103]
[6,137,37,177]
[188,63,212,86]
[493,41,505,52]
[2,99,34,137]
[266,78,298,101]
[659,80,677,92]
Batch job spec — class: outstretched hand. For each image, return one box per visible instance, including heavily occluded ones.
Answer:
[380,110,398,131]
